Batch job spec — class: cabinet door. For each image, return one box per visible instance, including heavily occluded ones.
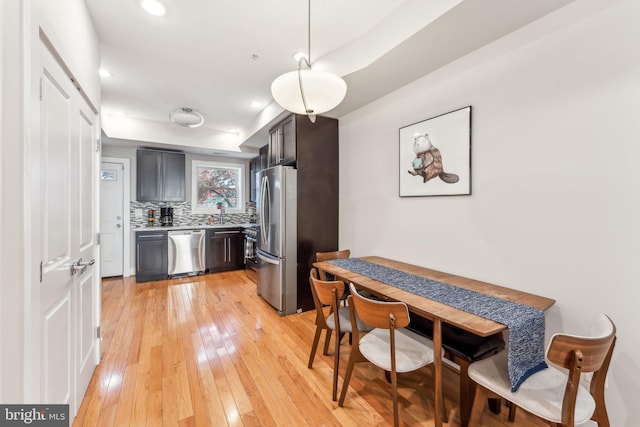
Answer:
[137,150,185,201]
[162,152,185,201]
[207,229,243,272]
[280,115,296,165]
[136,233,168,282]
[259,144,269,170]
[228,233,244,269]
[249,158,259,203]
[206,234,227,271]
[268,128,281,167]
[136,150,162,201]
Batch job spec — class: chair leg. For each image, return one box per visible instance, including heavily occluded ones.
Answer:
[307,325,323,368]
[322,329,333,355]
[591,396,610,427]
[338,332,346,344]
[332,328,340,401]
[468,384,489,426]
[391,370,399,427]
[338,354,357,407]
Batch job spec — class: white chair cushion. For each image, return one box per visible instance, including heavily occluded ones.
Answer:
[359,328,434,373]
[326,306,372,333]
[468,351,596,424]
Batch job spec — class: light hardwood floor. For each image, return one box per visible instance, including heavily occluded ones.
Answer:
[73,270,546,426]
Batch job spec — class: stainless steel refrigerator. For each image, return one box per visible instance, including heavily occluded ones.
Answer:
[256,165,298,315]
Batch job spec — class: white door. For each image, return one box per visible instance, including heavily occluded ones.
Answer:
[35,38,99,416]
[100,161,124,277]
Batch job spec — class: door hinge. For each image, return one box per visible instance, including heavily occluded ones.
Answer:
[39,78,43,101]
[39,260,43,283]
[96,326,101,339]
[96,137,101,152]
[96,232,100,245]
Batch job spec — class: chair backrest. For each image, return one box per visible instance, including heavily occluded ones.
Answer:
[316,249,351,262]
[545,313,616,426]
[316,249,351,280]
[310,272,345,307]
[348,283,410,330]
[546,313,616,372]
[309,269,344,328]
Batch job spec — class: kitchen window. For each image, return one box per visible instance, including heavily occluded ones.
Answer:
[191,160,245,214]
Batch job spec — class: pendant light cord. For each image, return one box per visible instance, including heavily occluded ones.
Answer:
[297,0,316,121]
[307,0,311,65]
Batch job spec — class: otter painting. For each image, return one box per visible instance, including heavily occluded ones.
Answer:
[407,133,459,184]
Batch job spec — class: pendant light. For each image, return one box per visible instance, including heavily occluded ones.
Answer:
[271,0,347,123]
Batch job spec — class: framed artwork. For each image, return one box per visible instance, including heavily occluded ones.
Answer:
[399,106,471,197]
[191,160,245,214]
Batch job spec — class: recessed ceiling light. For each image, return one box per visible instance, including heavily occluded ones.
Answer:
[170,107,204,128]
[140,0,166,16]
[99,68,112,77]
[250,101,262,109]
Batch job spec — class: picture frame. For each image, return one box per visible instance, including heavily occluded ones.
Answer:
[399,106,471,197]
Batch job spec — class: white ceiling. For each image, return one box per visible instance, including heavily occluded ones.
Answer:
[87,0,573,157]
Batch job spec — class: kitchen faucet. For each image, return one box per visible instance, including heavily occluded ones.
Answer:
[220,205,225,224]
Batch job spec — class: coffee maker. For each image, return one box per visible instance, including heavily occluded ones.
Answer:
[160,207,174,226]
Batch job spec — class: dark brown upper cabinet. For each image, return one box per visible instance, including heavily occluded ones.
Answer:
[268,114,296,167]
[136,149,185,202]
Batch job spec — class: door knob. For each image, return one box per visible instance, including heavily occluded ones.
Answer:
[70,258,96,275]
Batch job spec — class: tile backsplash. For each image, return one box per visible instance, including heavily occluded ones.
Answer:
[130,200,256,227]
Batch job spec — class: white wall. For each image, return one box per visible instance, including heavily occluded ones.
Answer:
[1,0,27,403]
[339,1,640,425]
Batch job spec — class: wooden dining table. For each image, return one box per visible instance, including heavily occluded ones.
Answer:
[313,256,555,427]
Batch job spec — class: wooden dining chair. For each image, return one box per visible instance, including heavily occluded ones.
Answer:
[308,269,372,401]
[316,249,350,280]
[468,313,616,427]
[338,283,444,427]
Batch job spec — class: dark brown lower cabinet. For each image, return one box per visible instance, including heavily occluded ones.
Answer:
[206,228,244,272]
[135,231,168,282]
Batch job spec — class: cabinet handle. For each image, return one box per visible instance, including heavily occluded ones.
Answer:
[136,244,140,271]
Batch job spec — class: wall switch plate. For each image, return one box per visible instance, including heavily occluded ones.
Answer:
[135,209,143,218]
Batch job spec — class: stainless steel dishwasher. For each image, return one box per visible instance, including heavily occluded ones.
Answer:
[168,229,206,277]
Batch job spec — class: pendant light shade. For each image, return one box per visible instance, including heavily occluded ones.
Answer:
[271,69,346,116]
[270,0,347,121]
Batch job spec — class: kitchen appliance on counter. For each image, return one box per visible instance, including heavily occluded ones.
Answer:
[168,229,205,277]
[256,166,298,315]
[160,207,174,226]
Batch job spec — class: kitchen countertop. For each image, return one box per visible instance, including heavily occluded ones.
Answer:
[131,223,256,232]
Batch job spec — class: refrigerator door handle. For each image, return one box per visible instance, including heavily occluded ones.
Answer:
[260,175,270,246]
[257,249,280,265]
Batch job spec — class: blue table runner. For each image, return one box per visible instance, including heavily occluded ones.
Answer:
[327,258,547,391]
